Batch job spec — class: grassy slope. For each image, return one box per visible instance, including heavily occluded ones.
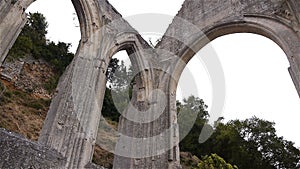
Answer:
[0,79,50,140]
[0,74,116,167]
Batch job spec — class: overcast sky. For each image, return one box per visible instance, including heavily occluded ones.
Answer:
[27,0,300,147]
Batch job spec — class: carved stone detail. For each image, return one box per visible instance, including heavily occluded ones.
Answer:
[275,1,292,19]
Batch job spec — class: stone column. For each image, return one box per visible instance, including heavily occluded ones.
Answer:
[38,0,107,168]
[113,69,181,169]
[0,0,33,65]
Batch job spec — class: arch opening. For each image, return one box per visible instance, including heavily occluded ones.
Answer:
[26,0,80,53]
[176,33,300,168]
[176,18,299,75]
[93,49,134,168]
[0,0,80,141]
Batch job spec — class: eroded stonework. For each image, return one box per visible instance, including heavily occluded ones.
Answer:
[0,0,300,168]
[0,128,66,168]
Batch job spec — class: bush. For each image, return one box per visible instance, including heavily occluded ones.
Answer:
[43,76,59,93]
[196,154,238,169]
[8,36,33,60]
[0,87,13,105]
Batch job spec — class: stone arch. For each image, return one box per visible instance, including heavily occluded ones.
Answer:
[0,0,105,64]
[167,21,300,167]
[169,15,300,100]
[157,1,300,168]
[36,12,153,169]
[0,0,152,168]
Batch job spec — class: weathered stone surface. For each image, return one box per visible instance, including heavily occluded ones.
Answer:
[0,0,33,65]
[0,0,300,168]
[157,0,300,96]
[0,59,24,82]
[85,162,107,169]
[1,56,55,98]
[0,128,66,169]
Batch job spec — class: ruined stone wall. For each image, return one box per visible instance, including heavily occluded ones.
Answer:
[37,0,157,168]
[158,0,300,55]
[157,0,300,96]
[0,0,300,169]
[0,128,66,169]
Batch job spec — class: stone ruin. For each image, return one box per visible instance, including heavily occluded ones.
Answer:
[0,0,300,168]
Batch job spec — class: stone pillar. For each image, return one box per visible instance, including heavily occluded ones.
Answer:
[38,52,107,168]
[112,50,181,168]
[0,0,33,65]
[38,0,107,168]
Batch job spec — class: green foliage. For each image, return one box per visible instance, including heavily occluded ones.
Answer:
[8,12,74,75]
[205,122,258,169]
[22,97,50,110]
[102,88,119,122]
[12,90,28,99]
[0,82,51,110]
[178,96,209,153]
[24,101,44,110]
[226,117,300,169]
[177,96,300,169]
[9,13,46,60]
[102,58,133,122]
[203,118,299,169]
[43,76,59,93]
[106,58,120,83]
[109,60,133,90]
[8,36,33,60]
[43,42,74,74]
[0,83,12,106]
[3,90,13,98]
[26,12,48,41]
[196,154,238,169]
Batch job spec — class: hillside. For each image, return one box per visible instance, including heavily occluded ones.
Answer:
[0,58,53,140]
[0,56,115,167]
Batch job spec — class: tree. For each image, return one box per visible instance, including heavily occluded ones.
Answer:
[205,117,300,169]
[25,12,48,46]
[177,95,300,169]
[8,13,46,59]
[106,58,120,83]
[207,122,264,169]
[44,41,74,74]
[229,117,300,169]
[178,96,209,153]
[109,60,133,90]
[102,58,134,122]
[196,154,238,169]
[8,12,48,59]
